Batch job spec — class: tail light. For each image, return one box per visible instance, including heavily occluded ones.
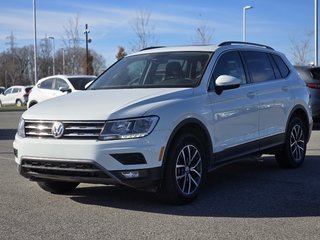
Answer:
[306,83,320,89]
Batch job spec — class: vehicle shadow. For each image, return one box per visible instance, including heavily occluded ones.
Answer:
[0,129,17,140]
[69,155,320,218]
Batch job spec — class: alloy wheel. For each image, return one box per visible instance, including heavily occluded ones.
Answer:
[175,144,202,195]
[290,124,305,162]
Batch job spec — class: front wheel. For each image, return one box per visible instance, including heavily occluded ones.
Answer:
[37,181,79,194]
[275,117,307,168]
[158,133,206,204]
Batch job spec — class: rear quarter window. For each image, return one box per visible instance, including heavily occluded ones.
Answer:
[271,54,290,78]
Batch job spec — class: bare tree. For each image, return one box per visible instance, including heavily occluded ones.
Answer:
[193,15,214,45]
[194,24,214,45]
[63,15,82,74]
[130,10,157,52]
[38,36,53,78]
[115,46,127,60]
[291,31,313,65]
[0,43,34,87]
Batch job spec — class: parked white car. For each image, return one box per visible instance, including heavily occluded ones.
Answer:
[0,85,32,107]
[27,75,96,108]
[14,42,313,204]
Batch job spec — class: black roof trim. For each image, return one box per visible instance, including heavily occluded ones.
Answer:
[218,41,274,50]
[140,46,165,51]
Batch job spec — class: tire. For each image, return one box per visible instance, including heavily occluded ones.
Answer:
[16,99,22,107]
[275,117,307,168]
[159,133,206,204]
[37,181,79,194]
[28,101,37,108]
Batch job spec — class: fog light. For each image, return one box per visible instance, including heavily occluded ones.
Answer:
[121,171,140,179]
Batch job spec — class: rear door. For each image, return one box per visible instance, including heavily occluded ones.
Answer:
[241,51,292,149]
[11,87,22,104]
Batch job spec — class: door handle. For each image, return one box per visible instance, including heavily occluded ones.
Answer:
[282,86,289,91]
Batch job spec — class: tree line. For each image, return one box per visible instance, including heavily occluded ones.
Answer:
[0,17,106,88]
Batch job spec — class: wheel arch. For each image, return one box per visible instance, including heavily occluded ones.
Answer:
[160,118,213,178]
[286,105,311,141]
[28,100,38,108]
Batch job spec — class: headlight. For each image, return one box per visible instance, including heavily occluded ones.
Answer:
[99,116,159,140]
[17,117,25,138]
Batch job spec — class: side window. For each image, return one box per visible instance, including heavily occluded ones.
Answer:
[243,51,276,83]
[210,51,246,90]
[54,78,69,90]
[12,88,20,93]
[39,79,54,89]
[271,54,290,78]
[4,88,12,95]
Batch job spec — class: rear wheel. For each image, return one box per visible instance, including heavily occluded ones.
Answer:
[159,133,206,204]
[275,117,307,168]
[37,181,79,194]
[16,99,22,107]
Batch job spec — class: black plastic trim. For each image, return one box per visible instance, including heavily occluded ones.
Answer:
[110,153,147,165]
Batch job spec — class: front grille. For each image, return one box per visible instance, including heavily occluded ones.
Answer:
[21,158,110,179]
[25,120,105,139]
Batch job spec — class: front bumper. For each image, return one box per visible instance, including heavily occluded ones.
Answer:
[17,157,161,190]
[13,130,168,190]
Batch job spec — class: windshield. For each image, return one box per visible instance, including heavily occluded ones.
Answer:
[68,77,96,90]
[89,52,212,89]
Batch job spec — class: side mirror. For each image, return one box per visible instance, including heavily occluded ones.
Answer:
[215,75,241,94]
[59,87,72,93]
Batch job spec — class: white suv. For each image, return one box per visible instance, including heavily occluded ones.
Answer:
[0,86,32,107]
[27,75,96,108]
[14,42,313,204]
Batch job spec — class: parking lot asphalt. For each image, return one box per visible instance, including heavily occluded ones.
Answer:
[1,111,320,239]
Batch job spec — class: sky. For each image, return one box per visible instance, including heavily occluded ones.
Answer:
[0,0,316,66]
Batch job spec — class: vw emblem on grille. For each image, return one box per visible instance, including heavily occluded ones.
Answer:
[52,121,64,139]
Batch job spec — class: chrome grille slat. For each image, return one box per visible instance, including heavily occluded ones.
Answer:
[65,126,102,130]
[24,120,105,140]
[27,132,52,136]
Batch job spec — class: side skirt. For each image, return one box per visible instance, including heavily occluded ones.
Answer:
[209,133,285,171]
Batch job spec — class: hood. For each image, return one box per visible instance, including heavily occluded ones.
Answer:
[23,88,193,120]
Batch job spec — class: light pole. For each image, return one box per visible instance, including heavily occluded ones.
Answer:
[243,5,253,42]
[315,0,318,66]
[62,48,65,74]
[84,24,91,75]
[48,36,55,75]
[33,0,38,84]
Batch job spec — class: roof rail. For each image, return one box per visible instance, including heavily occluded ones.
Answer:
[218,41,274,50]
[140,46,165,51]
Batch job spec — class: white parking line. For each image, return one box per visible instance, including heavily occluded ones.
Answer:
[0,155,13,161]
